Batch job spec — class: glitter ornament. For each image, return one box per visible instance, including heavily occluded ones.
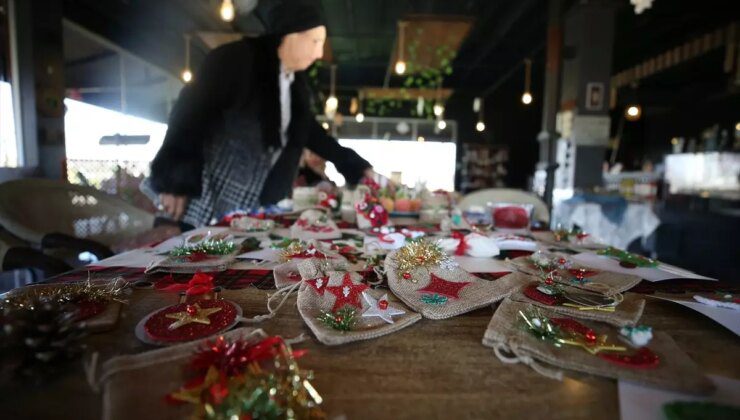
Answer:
[139,299,239,345]
[392,240,456,281]
[325,273,369,312]
[417,273,470,300]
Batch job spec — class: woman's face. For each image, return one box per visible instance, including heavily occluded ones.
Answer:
[278,26,326,71]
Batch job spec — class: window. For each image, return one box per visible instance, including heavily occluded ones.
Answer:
[325,139,457,191]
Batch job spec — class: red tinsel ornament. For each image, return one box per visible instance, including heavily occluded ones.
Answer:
[599,347,660,368]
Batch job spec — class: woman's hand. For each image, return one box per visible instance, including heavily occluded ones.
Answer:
[159,194,188,221]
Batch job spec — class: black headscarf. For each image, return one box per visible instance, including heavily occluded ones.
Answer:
[254,0,326,36]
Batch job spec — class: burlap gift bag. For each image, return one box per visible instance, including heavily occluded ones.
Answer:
[508,254,641,295]
[297,269,421,345]
[99,327,266,420]
[482,299,714,395]
[509,284,646,327]
[273,243,349,289]
[290,209,341,240]
[531,230,607,251]
[229,216,275,238]
[384,241,528,319]
[145,239,243,274]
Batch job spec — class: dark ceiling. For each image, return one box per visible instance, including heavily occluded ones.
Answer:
[61,0,739,118]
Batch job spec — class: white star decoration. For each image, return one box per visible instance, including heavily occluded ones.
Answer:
[361,292,405,324]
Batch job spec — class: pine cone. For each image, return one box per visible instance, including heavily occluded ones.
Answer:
[1,296,86,376]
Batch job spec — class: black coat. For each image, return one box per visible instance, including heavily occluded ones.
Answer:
[149,36,370,206]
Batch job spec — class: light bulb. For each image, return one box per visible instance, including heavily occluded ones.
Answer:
[325,95,338,111]
[355,112,365,123]
[735,122,740,131]
[321,122,330,130]
[433,103,444,117]
[437,120,446,130]
[521,92,533,105]
[220,0,235,22]
[181,69,193,83]
[394,60,406,75]
[476,121,485,132]
[417,136,425,142]
[625,105,641,121]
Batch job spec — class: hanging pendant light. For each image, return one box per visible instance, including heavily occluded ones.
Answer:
[220,0,235,22]
[521,58,533,105]
[433,102,444,117]
[355,91,365,123]
[394,22,408,75]
[624,83,642,121]
[625,105,642,121]
[475,97,485,132]
[181,34,193,83]
[324,64,338,119]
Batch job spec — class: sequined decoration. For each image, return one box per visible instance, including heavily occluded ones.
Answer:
[417,273,470,300]
[0,276,128,312]
[167,335,324,418]
[393,240,457,281]
[144,299,237,343]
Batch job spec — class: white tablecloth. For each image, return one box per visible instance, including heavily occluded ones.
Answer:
[552,201,660,249]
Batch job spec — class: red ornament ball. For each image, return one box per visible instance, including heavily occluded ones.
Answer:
[186,304,198,316]
[402,272,412,280]
[585,331,597,344]
[378,300,389,310]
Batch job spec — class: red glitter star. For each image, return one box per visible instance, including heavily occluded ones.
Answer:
[325,273,368,312]
[305,276,329,295]
[417,273,470,299]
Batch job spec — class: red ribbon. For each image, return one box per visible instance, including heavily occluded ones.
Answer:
[160,272,215,296]
[451,231,469,256]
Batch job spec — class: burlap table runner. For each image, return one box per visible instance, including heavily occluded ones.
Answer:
[508,255,641,295]
[99,327,266,420]
[509,286,646,327]
[482,299,714,395]
[385,249,528,319]
[297,271,421,346]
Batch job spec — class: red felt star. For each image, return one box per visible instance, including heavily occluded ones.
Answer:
[325,273,368,312]
[305,276,329,295]
[417,273,470,299]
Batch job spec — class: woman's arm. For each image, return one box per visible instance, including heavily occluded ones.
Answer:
[305,118,372,185]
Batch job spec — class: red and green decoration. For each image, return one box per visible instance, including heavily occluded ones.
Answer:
[518,309,659,368]
[171,239,237,262]
[279,242,331,262]
[355,193,389,228]
[418,273,470,305]
[317,307,358,331]
[552,227,590,243]
[393,240,457,281]
[167,335,323,419]
[597,247,658,268]
[143,299,238,344]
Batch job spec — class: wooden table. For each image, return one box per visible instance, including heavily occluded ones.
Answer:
[3,281,739,419]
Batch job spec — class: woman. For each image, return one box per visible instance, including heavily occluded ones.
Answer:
[148,0,371,229]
